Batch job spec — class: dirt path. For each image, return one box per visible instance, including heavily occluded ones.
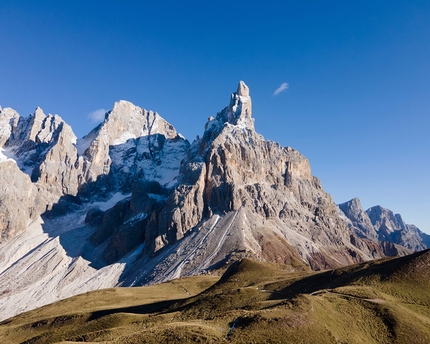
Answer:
[310,289,385,304]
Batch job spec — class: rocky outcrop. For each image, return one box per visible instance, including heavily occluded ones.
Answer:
[80,101,179,181]
[1,107,80,206]
[87,180,169,264]
[0,107,20,147]
[79,100,189,195]
[339,198,428,252]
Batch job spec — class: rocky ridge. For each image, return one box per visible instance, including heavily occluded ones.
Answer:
[0,102,189,243]
[338,197,429,251]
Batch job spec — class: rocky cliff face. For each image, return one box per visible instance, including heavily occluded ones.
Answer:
[0,107,79,241]
[338,198,378,240]
[1,107,80,199]
[138,82,393,270]
[0,161,44,242]
[79,100,187,191]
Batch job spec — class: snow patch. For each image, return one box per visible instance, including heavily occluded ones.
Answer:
[0,148,17,164]
[148,193,167,202]
[112,132,137,145]
[124,213,147,225]
[89,192,131,211]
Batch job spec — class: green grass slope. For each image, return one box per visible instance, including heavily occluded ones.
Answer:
[1,249,429,344]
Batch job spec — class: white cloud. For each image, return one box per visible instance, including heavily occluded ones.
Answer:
[274,82,289,96]
[88,108,107,123]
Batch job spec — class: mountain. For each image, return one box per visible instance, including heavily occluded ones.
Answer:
[0,82,423,321]
[339,198,429,251]
[0,101,189,240]
[1,249,429,343]
[0,101,189,320]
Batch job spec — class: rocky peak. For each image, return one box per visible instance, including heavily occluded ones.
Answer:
[203,81,254,142]
[366,205,402,232]
[228,80,253,130]
[364,205,427,251]
[101,100,179,146]
[142,82,390,272]
[80,100,188,187]
[338,197,378,240]
[27,107,46,142]
[0,99,189,245]
[2,82,426,321]
[0,107,20,146]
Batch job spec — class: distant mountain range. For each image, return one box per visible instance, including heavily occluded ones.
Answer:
[0,82,427,321]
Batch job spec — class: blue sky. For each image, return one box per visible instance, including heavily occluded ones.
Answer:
[1,1,429,233]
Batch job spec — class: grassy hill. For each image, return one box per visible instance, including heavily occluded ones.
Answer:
[1,249,429,343]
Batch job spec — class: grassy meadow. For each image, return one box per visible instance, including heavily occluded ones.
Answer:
[1,250,429,343]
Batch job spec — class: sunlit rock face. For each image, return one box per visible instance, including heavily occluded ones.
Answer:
[144,81,395,270]
[79,100,186,188]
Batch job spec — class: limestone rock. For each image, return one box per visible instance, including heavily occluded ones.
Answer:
[1,107,80,204]
[0,81,426,322]
[0,107,20,147]
[0,161,44,243]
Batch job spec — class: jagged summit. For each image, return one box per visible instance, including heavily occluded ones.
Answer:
[236,80,250,97]
[338,197,378,241]
[204,81,254,137]
[0,101,189,242]
[140,82,390,271]
[100,100,179,146]
[227,80,253,130]
[339,198,428,251]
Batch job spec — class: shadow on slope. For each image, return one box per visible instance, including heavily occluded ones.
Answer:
[269,248,430,301]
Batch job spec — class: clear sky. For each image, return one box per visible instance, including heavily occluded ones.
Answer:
[1,1,429,233]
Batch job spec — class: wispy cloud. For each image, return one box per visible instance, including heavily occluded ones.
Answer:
[274,82,289,96]
[88,108,107,123]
